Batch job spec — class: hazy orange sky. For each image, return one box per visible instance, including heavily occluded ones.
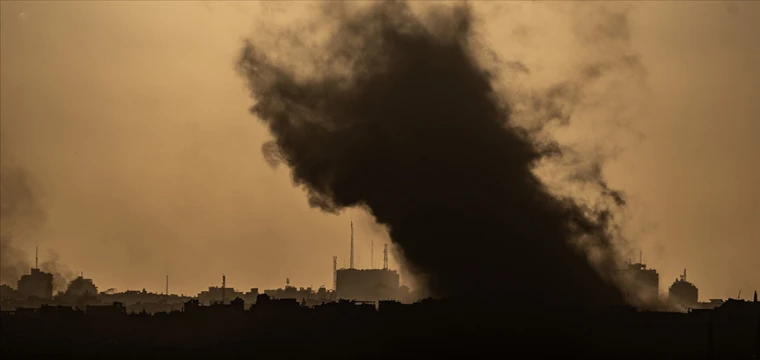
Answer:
[1,1,758,300]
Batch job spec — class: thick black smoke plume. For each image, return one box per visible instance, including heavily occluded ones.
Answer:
[238,2,628,307]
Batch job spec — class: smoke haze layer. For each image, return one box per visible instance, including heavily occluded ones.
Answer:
[238,2,625,307]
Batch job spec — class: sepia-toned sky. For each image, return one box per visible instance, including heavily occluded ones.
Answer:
[1,1,757,300]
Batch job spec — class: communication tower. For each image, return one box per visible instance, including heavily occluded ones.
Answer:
[350,221,355,269]
[383,244,389,270]
[332,256,337,290]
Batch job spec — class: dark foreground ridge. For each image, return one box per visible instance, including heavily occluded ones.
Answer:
[3,296,759,358]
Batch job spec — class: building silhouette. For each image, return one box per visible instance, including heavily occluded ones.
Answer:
[335,268,400,301]
[64,275,98,299]
[86,302,127,317]
[333,222,401,302]
[0,285,18,300]
[197,286,245,305]
[669,269,699,309]
[623,259,660,303]
[17,268,53,300]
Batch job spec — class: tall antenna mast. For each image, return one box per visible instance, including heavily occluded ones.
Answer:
[222,274,226,304]
[332,256,337,290]
[35,246,39,269]
[350,221,355,269]
[383,244,388,270]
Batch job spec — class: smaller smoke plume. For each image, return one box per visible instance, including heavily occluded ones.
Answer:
[0,242,28,286]
[0,132,73,291]
[40,250,75,293]
[0,135,47,287]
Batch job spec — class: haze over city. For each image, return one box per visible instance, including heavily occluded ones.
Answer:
[1,1,758,300]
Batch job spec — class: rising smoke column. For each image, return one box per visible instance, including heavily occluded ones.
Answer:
[0,133,73,291]
[0,136,45,285]
[237,2,627,307]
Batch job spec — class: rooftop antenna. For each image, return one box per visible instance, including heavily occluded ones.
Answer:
[754,290,757,303]
[350,221,355,269]
[738,290,742,300]
[680,269,687,282]
[383,244,389,270]
[222,274,226,304]
[35,246,38,269]
[332,256,337,291]
[286,278,290,287]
